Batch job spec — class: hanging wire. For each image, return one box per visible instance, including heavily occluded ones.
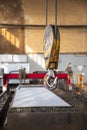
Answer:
[55,0,57,38]
[46,0,48,26]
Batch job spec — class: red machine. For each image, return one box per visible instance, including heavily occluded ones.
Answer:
[3,71,70,91]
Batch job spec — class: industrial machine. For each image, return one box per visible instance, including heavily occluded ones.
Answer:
[1,1,87,130]
[41,0,61,90]
[43,25,60,70]
[43,24,60,90]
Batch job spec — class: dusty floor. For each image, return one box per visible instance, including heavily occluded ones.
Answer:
[1,83,87,130]
[53,84,87,112]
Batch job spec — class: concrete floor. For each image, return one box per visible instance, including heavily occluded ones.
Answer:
[1,84,87,130]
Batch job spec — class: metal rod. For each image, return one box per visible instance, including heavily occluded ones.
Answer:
[55,0,57,27]
[46,0,48,26]
[0,24,87,28]
[55,0,57,37]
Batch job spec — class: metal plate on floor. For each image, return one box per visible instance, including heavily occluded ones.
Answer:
[12,85,70,108]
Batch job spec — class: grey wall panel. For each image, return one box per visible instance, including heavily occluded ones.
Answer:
[0,54,12,62]
[27,54,45,73]
[0,63,30,73]
[13,55,27,62]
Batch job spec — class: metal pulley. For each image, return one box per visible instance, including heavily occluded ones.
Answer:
[43,0,60,90]
[43,25,60,70]
[43,25,60,90]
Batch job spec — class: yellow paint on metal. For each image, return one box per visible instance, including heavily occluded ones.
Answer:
[44,25,60,70]
[45,38,60,69]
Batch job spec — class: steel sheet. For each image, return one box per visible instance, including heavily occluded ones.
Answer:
[12,85,70,108]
